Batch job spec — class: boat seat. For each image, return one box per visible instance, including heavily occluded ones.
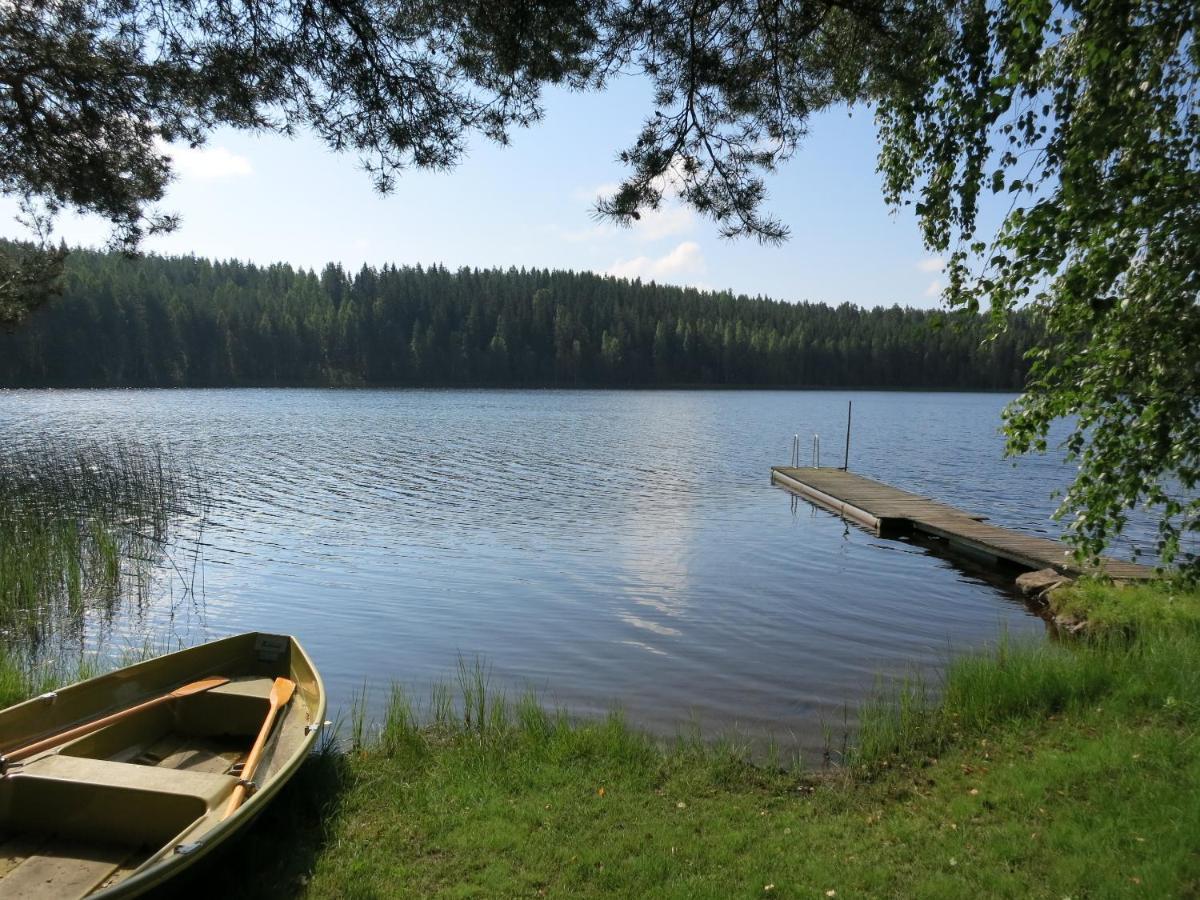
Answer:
[18,753,238,808]
[209,676,276,700]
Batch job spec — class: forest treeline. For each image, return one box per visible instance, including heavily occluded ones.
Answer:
[0,246,1036,389]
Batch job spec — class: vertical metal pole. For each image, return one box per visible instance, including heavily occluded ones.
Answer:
[843,400,852,471]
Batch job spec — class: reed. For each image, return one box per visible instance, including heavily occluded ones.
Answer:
[347,683,369,753]
[0,437,199,640]
[0,643,104,710]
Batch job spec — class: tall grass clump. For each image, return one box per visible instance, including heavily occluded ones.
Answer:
[855,578,1200,769]
[0,437,199,641]
[1050,576,1200,634]
[0,646,42,709]
[345,656,665,783]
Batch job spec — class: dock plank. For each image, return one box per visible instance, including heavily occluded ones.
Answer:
[771,466,1155,579]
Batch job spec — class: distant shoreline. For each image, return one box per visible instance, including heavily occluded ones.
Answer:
[0,245,1035,393]
[0,383,1020,393]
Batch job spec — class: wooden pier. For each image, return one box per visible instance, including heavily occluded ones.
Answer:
[771,466,1154,580]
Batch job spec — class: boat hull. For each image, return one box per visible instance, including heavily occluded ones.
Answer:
[0,632,326,898]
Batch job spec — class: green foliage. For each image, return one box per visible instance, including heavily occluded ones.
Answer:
[0,0,600,247]
[0,240,65,327]
[5,0,1190,570]
[0,245,1037,389]
[877,0,1200,570]
[589,1,930,243]
[0,0,907,319]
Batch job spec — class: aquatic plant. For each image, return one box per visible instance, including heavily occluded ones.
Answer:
[0,437,202,644]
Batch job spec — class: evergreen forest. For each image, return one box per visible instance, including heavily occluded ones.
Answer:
[0,247,1036,389]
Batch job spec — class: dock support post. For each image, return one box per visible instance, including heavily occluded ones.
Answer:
[842,400,852,471]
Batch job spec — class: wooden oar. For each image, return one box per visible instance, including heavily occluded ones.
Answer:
[0,676,230,772]
[223,676,296,819]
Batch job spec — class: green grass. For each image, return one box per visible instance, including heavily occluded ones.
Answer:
[1049,577,1200,633]
[152,579,1200,899]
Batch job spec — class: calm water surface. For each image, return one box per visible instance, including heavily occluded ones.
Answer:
[0,389,1158,756]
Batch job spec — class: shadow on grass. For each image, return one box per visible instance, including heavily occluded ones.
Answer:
[147,749,348,899]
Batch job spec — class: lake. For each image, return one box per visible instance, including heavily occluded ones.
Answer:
[0,389,1157,758]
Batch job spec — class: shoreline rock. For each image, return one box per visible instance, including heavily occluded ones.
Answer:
[1015,568,1073,603]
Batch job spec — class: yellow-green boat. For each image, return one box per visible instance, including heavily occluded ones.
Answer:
[0,632,326,898]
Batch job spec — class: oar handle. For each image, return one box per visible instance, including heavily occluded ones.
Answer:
[0,676,230,774]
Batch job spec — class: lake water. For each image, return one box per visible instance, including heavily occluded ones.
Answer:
[0,389,1160,757]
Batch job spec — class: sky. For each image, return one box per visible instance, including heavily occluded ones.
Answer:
[0,76,953,309]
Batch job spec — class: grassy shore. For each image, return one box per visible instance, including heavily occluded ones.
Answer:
[152,578,1199,899]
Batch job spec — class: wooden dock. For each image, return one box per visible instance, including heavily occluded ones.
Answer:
[771,466,1154,580]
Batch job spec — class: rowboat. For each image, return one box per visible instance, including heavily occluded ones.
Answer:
[0,632,326,898]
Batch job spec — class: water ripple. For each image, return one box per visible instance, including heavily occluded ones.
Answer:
[2,387,1172,756]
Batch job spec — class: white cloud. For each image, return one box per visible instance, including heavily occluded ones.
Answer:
[569,170,697,243]
[574,161,686,204]
[159,141,253,180]
[917,256,945,272]
[924,279,943,297]
[559,196,696,245]
[559,204,695,244]
[608,241,706,283]
[572,181,622,203]
[634,204,696,241]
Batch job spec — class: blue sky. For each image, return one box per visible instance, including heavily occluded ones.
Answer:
[1,76,953,308]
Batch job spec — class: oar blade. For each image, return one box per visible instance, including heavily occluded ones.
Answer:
[169,676,231,698]
[269,677,297,707]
